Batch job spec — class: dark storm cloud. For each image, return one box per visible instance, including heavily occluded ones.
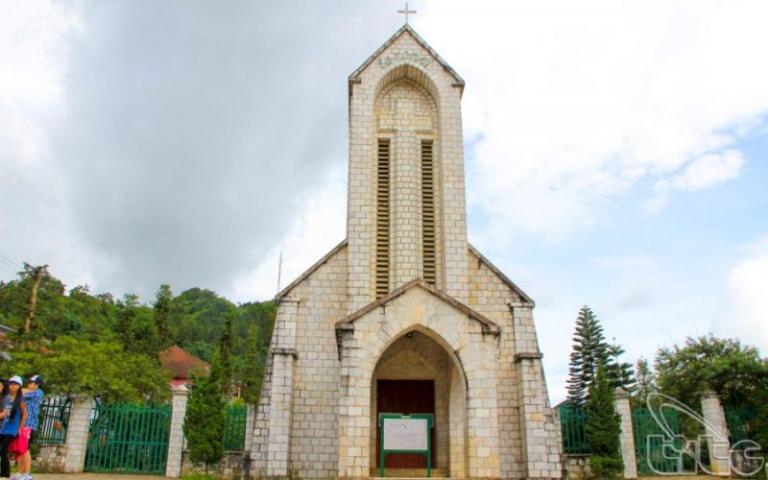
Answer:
[52,1,393,299]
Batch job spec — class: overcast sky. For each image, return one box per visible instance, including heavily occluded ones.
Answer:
[2,0,767,402]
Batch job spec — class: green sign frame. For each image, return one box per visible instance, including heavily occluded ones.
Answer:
[378,413,434,478]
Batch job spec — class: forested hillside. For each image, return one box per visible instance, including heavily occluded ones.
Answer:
[0,264,275,402]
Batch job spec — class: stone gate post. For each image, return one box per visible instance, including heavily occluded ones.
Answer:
[63,395,95,473]
[701,390,730,476]
[166,387,189,478]
[244,403,256,453]
[615,388,638,479]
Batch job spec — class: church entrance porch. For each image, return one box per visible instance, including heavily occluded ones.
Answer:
[369,330,466,477]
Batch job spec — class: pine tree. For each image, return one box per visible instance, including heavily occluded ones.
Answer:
[566,306,609,405]
[634,357,655,404]
[241,322,265,404]
[184,352,226,471]
[153,284,174,348]
[585,363,623,478]
[217,309,235,397]
[605,342,636,392]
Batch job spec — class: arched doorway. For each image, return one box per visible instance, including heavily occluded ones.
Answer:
[369,329,467,477]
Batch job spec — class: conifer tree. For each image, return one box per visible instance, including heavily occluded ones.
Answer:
[184,353,225,471]
[605,342,636,392]
[241,322,265,404]
[585,363,623,479]
[217,309,235,397]
[153,284,174,348]
[566,306,609,405]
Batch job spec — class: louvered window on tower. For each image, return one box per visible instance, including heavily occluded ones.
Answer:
[421,140,437,286]
[376,139,391,298]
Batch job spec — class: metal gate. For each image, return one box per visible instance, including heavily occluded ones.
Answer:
[85,402,171,475]
[632,407,682,475]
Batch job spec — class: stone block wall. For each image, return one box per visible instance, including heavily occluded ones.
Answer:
[182,451,248,480]
[563,454,593,480]
[251,245,348,479]
[33,445,67,473]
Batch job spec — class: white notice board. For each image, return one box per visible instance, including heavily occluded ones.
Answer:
[382,417,428,451]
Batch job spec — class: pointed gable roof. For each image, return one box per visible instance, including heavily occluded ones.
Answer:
[349,24,465,89]
[468,244,535,306]
[336,279,501,335]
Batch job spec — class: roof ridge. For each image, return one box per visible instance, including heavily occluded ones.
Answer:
[349,24,464,88]
[336,279,500,335]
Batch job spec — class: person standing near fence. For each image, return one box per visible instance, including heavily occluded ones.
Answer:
[0,376,27,479]
[17,376,43,480]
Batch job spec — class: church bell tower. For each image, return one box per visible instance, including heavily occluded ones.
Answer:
[345,25,470,312]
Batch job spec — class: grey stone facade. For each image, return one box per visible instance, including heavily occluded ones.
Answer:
[249,25,562,479]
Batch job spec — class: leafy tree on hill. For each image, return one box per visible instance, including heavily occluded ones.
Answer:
[0,264,66,340]
[153,284,175,349]
[0,264,277,401]
[116,293,160,356]
[1,336,169,402]
[585,363,623,479]
[218,310,235,397]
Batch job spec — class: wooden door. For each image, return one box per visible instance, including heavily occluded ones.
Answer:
[376,379,436,468]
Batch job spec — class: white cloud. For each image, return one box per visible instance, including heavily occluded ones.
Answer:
[0,1,92,287]
[647,149,744,212]
[229,164,347,302]
[725,235,768,353]
[416,0,768,240]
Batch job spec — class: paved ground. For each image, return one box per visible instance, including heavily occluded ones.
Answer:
[35,475,169,480]
[30,474,722,480]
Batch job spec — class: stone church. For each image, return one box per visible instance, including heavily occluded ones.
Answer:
[250,25,562,480]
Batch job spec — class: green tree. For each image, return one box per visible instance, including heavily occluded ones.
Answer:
[605,342,635,393]
[0,264,66,341]
[1,336,169,403]
[585,363,623,478]
[567,306,609,405]
[241,322,265,404]
[116,294,160,356]
[655,335,768,409]
[218,310,235,397]
[153,284,175,348]
[184,351,225,471]
[633,357,655,404]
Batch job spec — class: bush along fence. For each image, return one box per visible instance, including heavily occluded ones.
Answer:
[559,388,756,479]
[31,389,253,478]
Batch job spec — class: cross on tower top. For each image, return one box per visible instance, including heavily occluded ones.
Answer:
[397,2,417,25]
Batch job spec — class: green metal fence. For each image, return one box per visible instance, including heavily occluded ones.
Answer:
[559,404,589,454]
[84,402,171,475]
[34,396,71,445]
[725,405,758,444]
[223,404,247,451]
[632,406,682,475]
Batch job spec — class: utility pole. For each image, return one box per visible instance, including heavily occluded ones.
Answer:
[276,250,284,295]
[24,265,48,335]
